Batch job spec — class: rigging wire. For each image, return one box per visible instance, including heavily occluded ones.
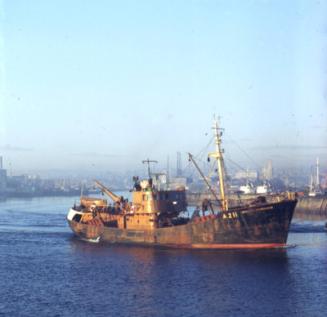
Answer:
[225,157,249,173]
[180,135,215,177]
[224,135,261,170]
[177,131,259,194]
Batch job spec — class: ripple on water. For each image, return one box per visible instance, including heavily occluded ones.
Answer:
[0,197,327,317]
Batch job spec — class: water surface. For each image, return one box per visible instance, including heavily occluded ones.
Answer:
[0,196,327,317]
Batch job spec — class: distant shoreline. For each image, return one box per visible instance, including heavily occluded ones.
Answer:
[0,189,129,200]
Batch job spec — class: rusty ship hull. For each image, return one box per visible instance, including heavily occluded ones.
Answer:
[67,199,296,249]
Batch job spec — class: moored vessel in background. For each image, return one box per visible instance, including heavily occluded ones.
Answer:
[239,182,255,195]
[67,119,297,249]
[256,182,271,195]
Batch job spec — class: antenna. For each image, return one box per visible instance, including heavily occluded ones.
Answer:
[142,159,158,178]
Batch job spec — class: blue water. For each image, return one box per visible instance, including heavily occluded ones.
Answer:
[0,196,327,317]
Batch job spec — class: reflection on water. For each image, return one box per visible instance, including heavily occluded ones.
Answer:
[66,237,327,317]
[0,197,327,317]
[66,239,293,317]
[291,213,326,233]
[294,211,327,222]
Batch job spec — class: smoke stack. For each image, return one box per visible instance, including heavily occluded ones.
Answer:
[176,152,182,177]
[316,157,320,186]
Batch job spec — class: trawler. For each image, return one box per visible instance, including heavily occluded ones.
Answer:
[67,119,297,249]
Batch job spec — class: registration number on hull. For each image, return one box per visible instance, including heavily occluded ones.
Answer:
[222,212,238,219]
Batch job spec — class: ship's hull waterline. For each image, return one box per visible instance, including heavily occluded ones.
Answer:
[67,200,296,249]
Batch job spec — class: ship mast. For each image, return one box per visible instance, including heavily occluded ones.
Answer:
[142,159,158,178]
[209,118,228,211]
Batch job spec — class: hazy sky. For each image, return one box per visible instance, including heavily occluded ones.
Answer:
[0,0,327,175]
